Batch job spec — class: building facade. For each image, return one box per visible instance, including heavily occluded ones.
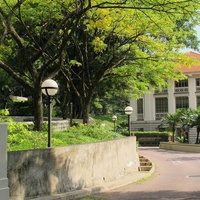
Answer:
[130,52,200,143]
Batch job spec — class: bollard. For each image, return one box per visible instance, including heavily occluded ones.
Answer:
[0,123,9,199]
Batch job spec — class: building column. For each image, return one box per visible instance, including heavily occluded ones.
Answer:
[130,98,137,121]
[168,80,176,114]
[0,124,9,200]
[188,77,196,109]
[144,93,155,121]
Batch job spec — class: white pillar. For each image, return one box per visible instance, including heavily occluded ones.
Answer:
[144,93,155,121]
[130,98,137,121]
[168,80,176,114]
[0,124,9,200]
[188,77,196,109]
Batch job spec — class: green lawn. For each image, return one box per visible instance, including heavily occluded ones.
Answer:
[7,115,126,151]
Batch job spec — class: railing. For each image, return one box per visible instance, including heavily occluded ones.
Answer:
[155,113,167,120]
[196,86,200,93]
[154,89,168,95]
[174,87,188,93]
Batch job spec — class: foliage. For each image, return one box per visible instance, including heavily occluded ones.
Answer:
[0,108,9,116]
[161,108,199,143]
[133,132,171,137]
[133,131,170,146]
[177,136,185,143]
[7,116,123,151]
[66,123,122,140]
[0,0,200,130]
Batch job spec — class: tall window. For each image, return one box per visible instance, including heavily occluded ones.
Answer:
[137,98,143,114]
[175,79,188,88]
[176,96,189,109]
[196,78,200,86]
[197,96,200,107]
[155,97,168,113]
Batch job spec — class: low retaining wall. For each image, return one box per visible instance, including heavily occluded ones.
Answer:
[8,137,139,200]
[27,120,70,131]
[4,116,70,131]
[160,142,200,153]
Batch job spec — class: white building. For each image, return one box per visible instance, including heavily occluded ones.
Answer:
[130,51,200,143]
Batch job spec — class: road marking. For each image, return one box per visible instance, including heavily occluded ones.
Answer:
[186,175,200,178]
[172,160,181,165]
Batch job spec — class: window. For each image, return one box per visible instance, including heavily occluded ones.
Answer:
[176,96,189,109]
[197,96,200,107]
[196,78,200,86]
[137,99,143,114]
[155,97,168,113]
[175,79,188,88]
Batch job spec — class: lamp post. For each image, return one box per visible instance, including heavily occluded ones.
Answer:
[41,79,58,147]
[112,115,117,132]
[125,106,133,136]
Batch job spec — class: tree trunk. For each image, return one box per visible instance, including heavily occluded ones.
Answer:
[196,126,200,144]
[82,103,90,124]
[172,126,175,142]
[33,89,43,130]
[82,97,92,124]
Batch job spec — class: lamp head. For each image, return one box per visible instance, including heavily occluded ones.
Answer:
[124,106,133,115]
[41,79,58,96]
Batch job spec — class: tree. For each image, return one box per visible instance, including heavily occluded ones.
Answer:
[60,0,200,123]
[191,107,200,143]
[0,0,93,129]
[161,113,180,142]
[162,108,198,143]
[0,0,200,128]
[176,108,197,142]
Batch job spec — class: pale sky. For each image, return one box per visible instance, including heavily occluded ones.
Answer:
[181,25,200,53]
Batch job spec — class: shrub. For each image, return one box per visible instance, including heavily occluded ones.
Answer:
[133,131,171,146]
[66,123,123,140]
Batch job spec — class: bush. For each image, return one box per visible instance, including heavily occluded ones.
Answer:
[133,131,171,146]
[66,123,123,140]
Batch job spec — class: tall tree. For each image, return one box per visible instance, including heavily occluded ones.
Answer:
[0,0,200,128]
[60,0,200,123]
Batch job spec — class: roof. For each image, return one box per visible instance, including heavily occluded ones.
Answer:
[179,51,200,73]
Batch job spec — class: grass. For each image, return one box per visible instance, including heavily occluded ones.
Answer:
[7,115,126,152]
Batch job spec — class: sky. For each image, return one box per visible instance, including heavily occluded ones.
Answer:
[182,26,200,53]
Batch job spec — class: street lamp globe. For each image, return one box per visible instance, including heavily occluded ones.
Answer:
[41,79,58,96]
[112,115,117,121]
[124,106,133,115]
[41,79,58,147]
[124,106,133,136]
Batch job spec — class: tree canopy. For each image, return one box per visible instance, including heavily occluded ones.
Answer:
[0,0,200,129]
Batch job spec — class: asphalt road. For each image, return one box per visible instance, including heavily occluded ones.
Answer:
[94,147,200,200]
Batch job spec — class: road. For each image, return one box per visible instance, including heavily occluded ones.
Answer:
[94,147,200,200]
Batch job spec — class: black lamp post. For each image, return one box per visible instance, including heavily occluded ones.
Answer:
[41,79,58,147]
[112,115,117,132]
[125,106,133,136]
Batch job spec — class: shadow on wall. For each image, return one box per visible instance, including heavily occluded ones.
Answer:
[8,148,86,200]
[7,137,139,200]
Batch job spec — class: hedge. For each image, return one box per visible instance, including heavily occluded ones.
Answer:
[133,131,172,146]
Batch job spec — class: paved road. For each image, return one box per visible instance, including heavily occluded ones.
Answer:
[94,147,200,200]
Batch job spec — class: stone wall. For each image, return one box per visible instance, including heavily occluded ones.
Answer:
[8,137,139,200]
[4,116,70,132]
[26,120,70,132]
